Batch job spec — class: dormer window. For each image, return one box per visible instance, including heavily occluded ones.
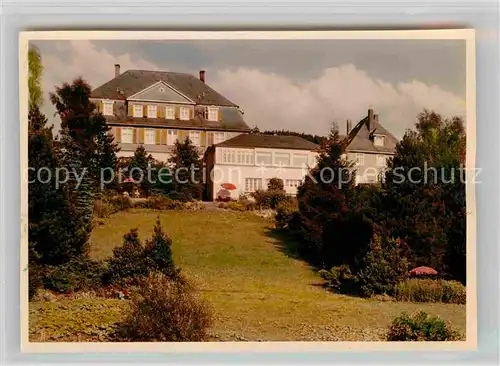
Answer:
[165,106,175,119]
[102,101,114,116]
[147,105,157,118]
[205,106,219,121]
[374,135,385,147]
[180,107,190,121]
[133,104,143,118]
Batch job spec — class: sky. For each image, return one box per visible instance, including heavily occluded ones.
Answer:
[32,39,466,138]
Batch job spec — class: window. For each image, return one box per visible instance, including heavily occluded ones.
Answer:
[292,154,308,167]
[219,148,253,165]
[255,152,272,166]
[103,101,113,116]
[189,130,201,146]
[133,105,143,118]
[206,107,219,121]
[274,152,290,166]
[355,153,365,166]
[145,129,155,145]
[180,107,190,120]
[221,149,233,164]
[285,179,302,188]
[245,178,262,192]
[167,130,178,145]
[376,154,386,167]
[214,132,225,144]
[122,128,134,144]
[374,135,385,147]
[165,106,175,119]
[147,105,157,118]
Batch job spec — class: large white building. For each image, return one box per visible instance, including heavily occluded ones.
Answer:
[204,134,319,200]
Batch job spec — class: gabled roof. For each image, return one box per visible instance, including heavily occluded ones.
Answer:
[215,134,320,151]
[343,119,398,154]
[91,70,238,107]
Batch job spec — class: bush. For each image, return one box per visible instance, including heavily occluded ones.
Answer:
[144,196,184,210]
[107,195,133,213]
[118,273,212,341]
[103,229,149,286]
[167,190,192,202]
[387,311,459,341]
[104,221,180,286]
[275,197,298,228]
[251,188,288,210]
[319,264,358,294]
[144,219,179,279]
[29,245,46,300]
[93,199,113,219]
[394,279,466,304]
[44,257,106,294]
[357,235,409,297]
[226,201,247,211]
[267,178,284,191]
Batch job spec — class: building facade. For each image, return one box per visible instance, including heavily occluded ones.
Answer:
[205,134,319,200]
[342,109,398,184]
[90,65,251,162]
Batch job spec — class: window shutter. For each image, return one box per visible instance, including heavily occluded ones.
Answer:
[155,129,161,145]
[139,128,145,144]
[157,105,163,118]
[115,127,121,143]
[161,130,167,145]
[218,109,222,121]
[189,108,193,119]
[200,131,206,147]
[132,128,137,144]
[96,101,102,113]
[128,105,133,116]
[175,106,180,119]
[178,130,184,141]
[142,105,147,117]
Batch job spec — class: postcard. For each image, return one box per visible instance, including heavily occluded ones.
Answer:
[20,29,476,352]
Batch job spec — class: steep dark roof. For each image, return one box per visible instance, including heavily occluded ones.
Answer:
[344,120,398,154]
[215,134,320,151]
[91,70,238,107]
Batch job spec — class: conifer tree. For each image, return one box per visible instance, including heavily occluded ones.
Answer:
[144,219,178,279]
[28,105,89,264]
[168,137,203,201]
[50,78,119,192]
[129,145,154,196]
[289,124,372,268]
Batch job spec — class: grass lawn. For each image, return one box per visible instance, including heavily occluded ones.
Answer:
[30,209,466,341]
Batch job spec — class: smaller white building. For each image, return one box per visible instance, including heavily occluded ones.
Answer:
[205,134,319,201]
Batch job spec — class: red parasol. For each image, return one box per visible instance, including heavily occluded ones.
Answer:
[409,266,438,276]
[221,183,237,190]
[123,177,136,183]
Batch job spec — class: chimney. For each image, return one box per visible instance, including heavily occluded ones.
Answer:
[114,64,120,78]
[199,70,206,83]
[346,120,352,134]
[373,114,379,129]
[367,108,374,130]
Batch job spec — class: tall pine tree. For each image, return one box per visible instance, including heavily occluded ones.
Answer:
[50,78,119,192]
[289,124,372,269]
[28,105,89,264]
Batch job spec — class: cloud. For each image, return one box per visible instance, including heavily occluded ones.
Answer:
[210,64,466,138]
[39,41,160,128]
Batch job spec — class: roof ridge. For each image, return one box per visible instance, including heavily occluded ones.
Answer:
[126,69,195,77]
